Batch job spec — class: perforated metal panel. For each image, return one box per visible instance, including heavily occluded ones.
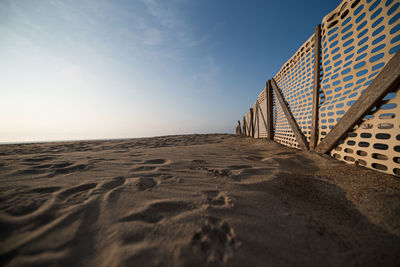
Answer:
[272,89,300,149]
[331,88,400,175]
[240,0,400,176]
[273,35,315,149]
[257,100,269,139]
[254,90,268,138]
[320,0,400,175]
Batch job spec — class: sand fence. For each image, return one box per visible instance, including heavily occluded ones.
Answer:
[240,0,400,177]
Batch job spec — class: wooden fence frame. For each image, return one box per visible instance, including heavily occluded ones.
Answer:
[238,18,400,176]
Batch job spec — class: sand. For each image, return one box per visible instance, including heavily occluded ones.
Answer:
[0,134,399,266]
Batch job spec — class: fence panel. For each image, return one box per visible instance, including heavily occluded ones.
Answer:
[319,0,400,175]
[257,92,269,139]
[240,0,400,176]
[273,35,315,149]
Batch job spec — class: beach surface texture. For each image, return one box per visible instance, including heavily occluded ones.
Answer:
[0,134,399,266]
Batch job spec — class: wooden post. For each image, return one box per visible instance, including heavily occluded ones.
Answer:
[271,78,309,150]
[316,50,400,154]
[242,117,246,136]
[310,24,321,150]
[250,108,254,138]
[256,102,260,138]
[266,80,274,140]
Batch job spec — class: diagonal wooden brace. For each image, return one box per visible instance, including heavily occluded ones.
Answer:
[271,78,309,151]
[257,100,268,134]
[316,51,400,154]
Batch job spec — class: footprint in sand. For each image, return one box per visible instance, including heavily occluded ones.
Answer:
[227,165,251,170]
[202,190,233,207]
[191,160,207,164]
[23,156,56,163]
[206,168,232,178]
[16,168,47,175]
[31,164,53,169]
[189,160,208,170]
[130,152,145,157]
[137,172,182,185]
[246,155,264,161]
[159,174,182,185]
[87,176,126,203]
[52,162,89,175]
[57,183,97,206]
[0,187,61,216]
[101,176,126,191]
[130,158,170,173]
[119,201,193,224]
[134,177,157,191]
[143,159,168,165]
[52,162,73,168]
[230,167,274,181]
[17,161,90,177]
[191,216,240,264]
[29,186,61,194]
[121,231,146,245]
[131,166,159,172]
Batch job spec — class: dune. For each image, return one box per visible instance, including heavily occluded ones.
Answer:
[0,134,399,266]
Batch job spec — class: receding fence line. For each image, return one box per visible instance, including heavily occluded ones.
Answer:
[239,0,400,177]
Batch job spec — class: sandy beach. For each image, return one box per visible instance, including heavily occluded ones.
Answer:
[0,134,399,266]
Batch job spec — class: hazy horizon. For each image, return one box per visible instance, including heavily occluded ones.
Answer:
[1,0,339,143]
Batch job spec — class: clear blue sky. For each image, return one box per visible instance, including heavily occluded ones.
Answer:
[0,0,340,142]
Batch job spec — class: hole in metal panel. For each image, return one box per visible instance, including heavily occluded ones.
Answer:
[344,148,354,153]
[379,113,395,119]
[357,150,368,156]
[352,0,361,9]
[372,153,388,160]
[344,156,355,162]
[378,123,394,129]
[376,133,391,139]
[347,140,356,146]
[393,157,400,164]
[327,13,337,22]
[328,20,339,29]
[341,9,349,19]
[374,143,389,150]
[360,133,372,138]
[359,142,370,147]
[357,159,367,166]
[371,163,388,171]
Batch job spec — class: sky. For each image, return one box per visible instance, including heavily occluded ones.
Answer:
[0,0,340,143]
